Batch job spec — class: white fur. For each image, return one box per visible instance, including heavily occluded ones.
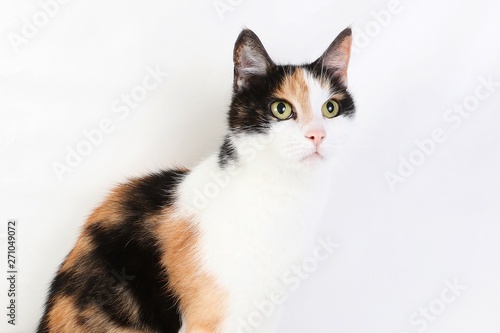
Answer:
[176,70,354,333]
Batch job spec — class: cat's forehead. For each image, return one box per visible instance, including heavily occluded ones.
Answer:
[273,67,347,123]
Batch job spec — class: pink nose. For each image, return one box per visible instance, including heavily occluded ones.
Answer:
[305,128,326,146]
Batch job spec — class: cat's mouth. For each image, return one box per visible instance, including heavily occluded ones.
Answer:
[302,151,324,162]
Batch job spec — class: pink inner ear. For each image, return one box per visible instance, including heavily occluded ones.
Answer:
[238,45,268,75]
[332,53,350,81]
[326,50,349,71]
[323,35,352,84]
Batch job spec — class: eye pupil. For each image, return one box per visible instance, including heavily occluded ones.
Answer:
[277,102,286,114]
[327,102,334,112]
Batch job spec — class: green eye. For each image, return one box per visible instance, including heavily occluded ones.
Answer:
[271,101,293,120]
[322,99,340,118]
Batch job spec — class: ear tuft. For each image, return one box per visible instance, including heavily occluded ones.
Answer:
[313,27,353,85]
[233,29,273,91]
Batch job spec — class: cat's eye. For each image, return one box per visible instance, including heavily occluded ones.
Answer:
[271,101,293,120]
[322,99,341,118]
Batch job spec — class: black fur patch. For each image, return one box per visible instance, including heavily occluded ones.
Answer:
[37,169,188,333]
[228,65,295,134]
[218,135,238,167]
[123,169,188,214]
[84,221,181,331]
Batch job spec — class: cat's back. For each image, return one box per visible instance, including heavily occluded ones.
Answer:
[37,169,189,333]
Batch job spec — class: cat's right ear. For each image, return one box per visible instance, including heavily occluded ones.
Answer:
[312,27,352,86]
[233,29,273,91]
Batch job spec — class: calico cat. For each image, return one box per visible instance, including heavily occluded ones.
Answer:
[38,27,355,333]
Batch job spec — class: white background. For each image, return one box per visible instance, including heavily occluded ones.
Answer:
[1,0,499,332]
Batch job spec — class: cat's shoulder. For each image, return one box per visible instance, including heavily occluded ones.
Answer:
[84,168,189,231]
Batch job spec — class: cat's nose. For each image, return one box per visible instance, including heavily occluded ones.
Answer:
[305,128,326,146]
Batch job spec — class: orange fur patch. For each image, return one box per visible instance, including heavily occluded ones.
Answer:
[47,296,149,333]
[60,185,128,272]
[274,68,314,123]
[156,210,226,332]
[331,92,347,102]
[59,232,93,272]
[46,296,81,332]
[86,184,129,228]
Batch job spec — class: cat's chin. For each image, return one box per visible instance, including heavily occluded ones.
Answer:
[296,151,330,168]
[302,152,324,162]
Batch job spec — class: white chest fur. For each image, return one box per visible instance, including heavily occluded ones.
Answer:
[178,154,329,332]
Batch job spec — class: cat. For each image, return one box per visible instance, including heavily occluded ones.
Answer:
[37,27,355,333]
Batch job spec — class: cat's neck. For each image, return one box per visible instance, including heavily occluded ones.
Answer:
[178,147,330,215]
[228,154,325,191]
[218,134,329,188]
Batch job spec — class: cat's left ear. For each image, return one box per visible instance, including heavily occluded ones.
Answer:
[233,29,274,91]
[312,27,352,85]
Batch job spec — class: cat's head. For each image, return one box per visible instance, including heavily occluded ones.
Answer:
[219,28,355,171]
